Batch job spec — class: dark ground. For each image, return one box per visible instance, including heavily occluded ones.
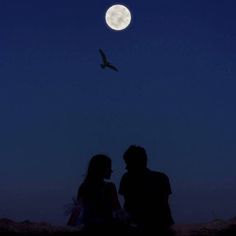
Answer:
[1,218,236,236]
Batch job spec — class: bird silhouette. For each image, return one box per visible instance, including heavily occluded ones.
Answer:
[99,49,118,72]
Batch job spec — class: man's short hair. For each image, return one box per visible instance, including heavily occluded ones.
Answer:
[123,145,148,168]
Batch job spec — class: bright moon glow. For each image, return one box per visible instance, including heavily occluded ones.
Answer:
[105,4,131,31]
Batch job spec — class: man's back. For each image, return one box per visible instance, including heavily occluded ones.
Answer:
[119,168,174,229]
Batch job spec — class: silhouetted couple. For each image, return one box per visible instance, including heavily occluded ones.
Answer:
[69,145,174,235]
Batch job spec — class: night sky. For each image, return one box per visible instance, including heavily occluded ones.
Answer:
[1,0,236,226]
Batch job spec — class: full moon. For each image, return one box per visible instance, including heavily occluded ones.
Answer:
[105,4,131,31]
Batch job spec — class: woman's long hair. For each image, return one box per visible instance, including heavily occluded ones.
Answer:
[78,154,111,201]
[85,154,111,182]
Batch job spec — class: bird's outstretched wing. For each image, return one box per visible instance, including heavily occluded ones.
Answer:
[107,63,118,72]
[99,49,108,64]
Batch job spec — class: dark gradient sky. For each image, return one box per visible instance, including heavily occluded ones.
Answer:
[0,0,236,226]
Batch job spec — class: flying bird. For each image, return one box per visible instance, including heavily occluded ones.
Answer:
[99,49,118,72]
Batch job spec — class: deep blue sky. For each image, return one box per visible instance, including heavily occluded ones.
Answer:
[0,0,236,226]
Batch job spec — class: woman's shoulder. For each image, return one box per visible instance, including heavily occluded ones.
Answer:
[103,181,117,192]
[78,182,86,193]
[104,181,116,188]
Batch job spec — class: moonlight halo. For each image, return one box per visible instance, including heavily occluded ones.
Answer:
[105,4,131,31]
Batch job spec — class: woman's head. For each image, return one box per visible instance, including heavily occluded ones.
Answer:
[86,154,112,181]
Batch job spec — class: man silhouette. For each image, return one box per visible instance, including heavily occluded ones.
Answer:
[119,145,174,234]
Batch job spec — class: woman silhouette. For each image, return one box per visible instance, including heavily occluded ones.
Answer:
[76,154,122,232]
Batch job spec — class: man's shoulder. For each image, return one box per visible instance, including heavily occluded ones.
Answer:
[148,170,169,180]
[119,172,130,187]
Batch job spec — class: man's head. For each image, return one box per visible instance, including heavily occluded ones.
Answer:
[123,145,148,172]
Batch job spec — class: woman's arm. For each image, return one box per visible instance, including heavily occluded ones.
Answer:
[109,183,121,210]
